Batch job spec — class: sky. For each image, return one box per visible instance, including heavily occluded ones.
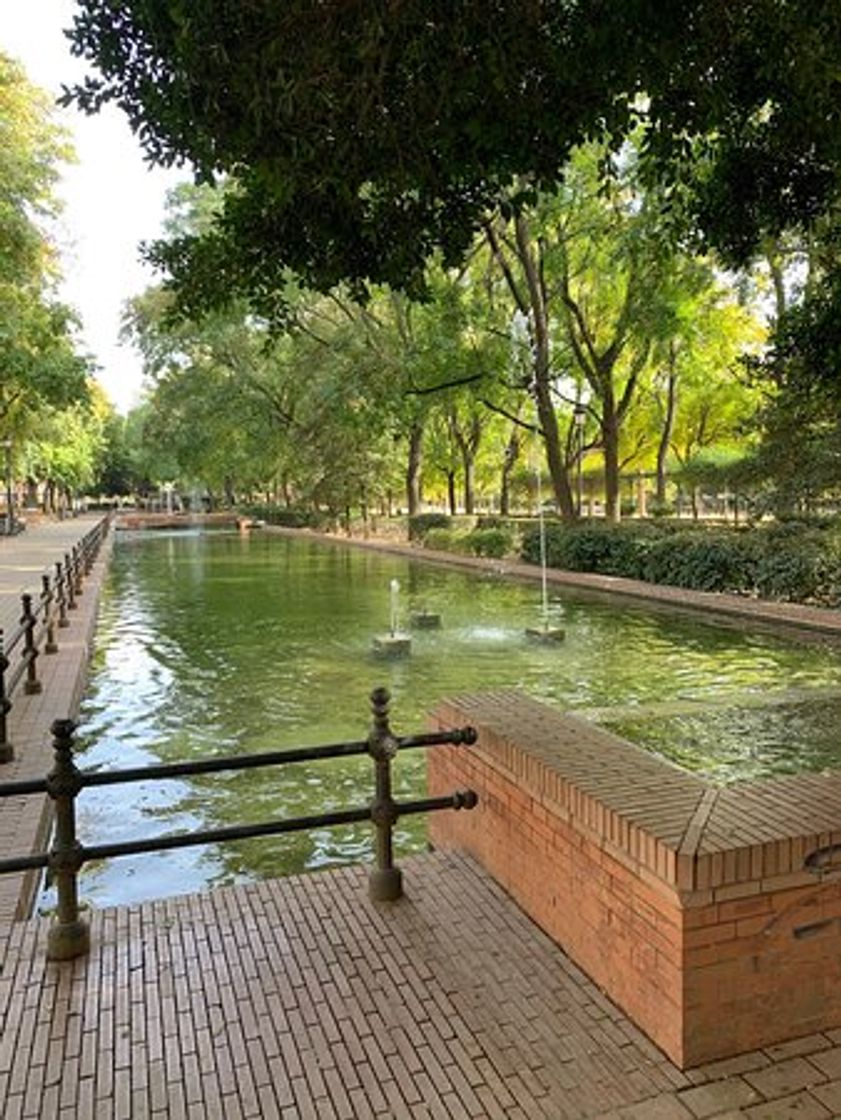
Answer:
[0,1,184,413]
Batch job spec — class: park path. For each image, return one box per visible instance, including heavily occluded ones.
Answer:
[3,849,841,1119]
[0,514,111,924]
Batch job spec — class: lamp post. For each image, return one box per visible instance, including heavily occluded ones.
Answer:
[1,439,12,536]
[573,404,586,518]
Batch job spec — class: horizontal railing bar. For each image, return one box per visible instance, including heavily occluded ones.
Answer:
[0,776,48,796]
[60,790,473,863]
[5,657,27,695]
[0,790,475,876]
[395,728,478,750]
[0,852,49,873]
[0,726,477,799]
[76,726,476,788]
[81,740,371,786]
[4,624,25,655]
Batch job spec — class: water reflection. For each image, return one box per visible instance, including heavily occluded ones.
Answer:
[42,530,841,909]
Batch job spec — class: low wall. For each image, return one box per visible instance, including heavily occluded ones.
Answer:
[428,691,841,1068]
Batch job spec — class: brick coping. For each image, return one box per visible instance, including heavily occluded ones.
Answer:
[435,690,841,906]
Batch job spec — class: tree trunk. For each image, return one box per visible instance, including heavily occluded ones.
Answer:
[656,356,678,504]
[602,399,621,524]
[447,471,457,515]
[500,426,520,516]
[513,214,577,521]
[406,420,424,516]
[463,458,475,515]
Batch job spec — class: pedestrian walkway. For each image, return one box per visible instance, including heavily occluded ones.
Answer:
[0,514,111,923]
[2,849,841,1120]
[0,515,107,633]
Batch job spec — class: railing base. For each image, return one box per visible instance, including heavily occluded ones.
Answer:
[24,681,42,695]
[369,866,403,901]
[0,743,12,764]
[47,919,89,961]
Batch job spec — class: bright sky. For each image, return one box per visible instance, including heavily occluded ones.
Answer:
[0,1,184,414]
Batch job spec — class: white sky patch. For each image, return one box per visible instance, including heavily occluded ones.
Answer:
[0,0,185,413]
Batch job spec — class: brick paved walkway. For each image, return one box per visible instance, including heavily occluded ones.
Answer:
[0,515,111,923]
[0,515,107,634]
[3,850,841,1119]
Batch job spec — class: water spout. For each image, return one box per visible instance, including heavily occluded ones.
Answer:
[390,578,400,637]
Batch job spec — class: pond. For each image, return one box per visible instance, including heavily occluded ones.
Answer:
[45,529,841,908]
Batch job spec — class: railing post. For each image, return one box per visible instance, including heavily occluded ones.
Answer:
[42,574,58,654]
[55,561,69,628]
[83,536,94,575]
[21,593,42,694]
[72,545,84,596]
[0,630,11,763]
[65,554,77,610]
[46,719,89,960]
[367,687,402,901]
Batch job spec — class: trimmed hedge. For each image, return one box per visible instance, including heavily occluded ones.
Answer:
[408,513,451,541]
[241,504,334,530]
[464,527,515,558]
[520,520,841,605]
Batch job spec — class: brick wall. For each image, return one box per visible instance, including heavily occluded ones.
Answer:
[428,692,841,1068]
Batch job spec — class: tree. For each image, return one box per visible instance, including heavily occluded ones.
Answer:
[0,54,89,438]
[64,2,841,324]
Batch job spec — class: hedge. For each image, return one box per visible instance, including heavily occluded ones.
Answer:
[519,520,841,605]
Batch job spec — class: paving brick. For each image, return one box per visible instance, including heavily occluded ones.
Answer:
[677,1076,762,1117]
[740,1091,832,1119]
[744,1056,827,1099]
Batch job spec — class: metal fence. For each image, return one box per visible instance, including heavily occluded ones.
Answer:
[0,515,111,763]
[0,687,477,960]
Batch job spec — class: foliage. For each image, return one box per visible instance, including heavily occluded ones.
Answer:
[463,527,514,558]
[64,3,841,322]
[240,504,334,531]
[520,518,841,604]
[754,537,840,604]
[0,55,89,438]
[423,528,469,554]
[521,522,655,579]
[642,532,760,593]
[408,513,451,542]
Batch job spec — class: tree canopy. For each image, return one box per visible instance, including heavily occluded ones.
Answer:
[0,53,90,436]
[64,2,841,319]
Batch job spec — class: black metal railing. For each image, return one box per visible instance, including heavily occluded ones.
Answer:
[0,687,477,960]
[0,515,110,763]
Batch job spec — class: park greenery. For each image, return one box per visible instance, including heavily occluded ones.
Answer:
[0,53,109,514]
[5,7,841,605]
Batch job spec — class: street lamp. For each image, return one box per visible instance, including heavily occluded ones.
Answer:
[1,439,13,536]
[573,404,586,517]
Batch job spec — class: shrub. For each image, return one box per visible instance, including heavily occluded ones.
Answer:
[408,512,451,541]
[755,538,841,603]
[521,522,655,578]
[464,527,515,558]
[424,527,470,553]
[643,531,759,592]
[241,504,333,530]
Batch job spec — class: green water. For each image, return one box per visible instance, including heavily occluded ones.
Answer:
[49,529,841,908]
